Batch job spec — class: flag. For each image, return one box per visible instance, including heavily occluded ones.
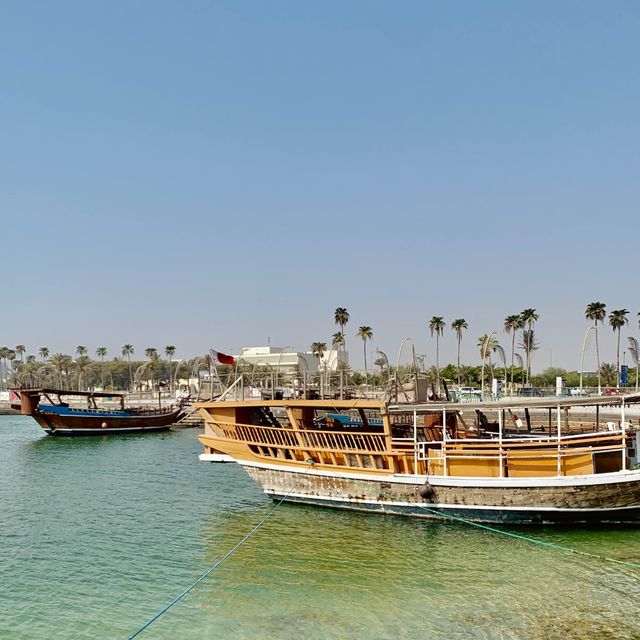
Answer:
[209,348,235,366]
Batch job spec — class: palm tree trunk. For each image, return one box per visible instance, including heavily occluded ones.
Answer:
[510,333,515,394]
[128,356,133,391]
[456,337,461,385]
[522,329,528,385]
[362,339,368,382]
[616,329,621,388]
[435,334,440,393]
[595,321,602,394]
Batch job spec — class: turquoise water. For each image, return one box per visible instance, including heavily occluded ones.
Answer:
[2,415,640,640]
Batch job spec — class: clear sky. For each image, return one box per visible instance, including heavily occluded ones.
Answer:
[1,1,639,371]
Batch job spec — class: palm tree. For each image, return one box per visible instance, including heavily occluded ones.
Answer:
[15,345,26,363]
[330,333,345,387]
[145,348,159,390]
[75,355,92,390]
[12,357,40,388]
[49,353,73,388]
[519,329,539,383]
[38,347,49,363]
[520,308,539,329]
[628,337,640,392]
[76,345,87,357]
[451,319,468,384]
[519,309,539,384]
[609,309,629,388]
[503,314,521,393]
[310,342,327,361]
[457,364,473,385]
[145,347,158,359]
[122,344,135,390]
[96,347,108,388]
[357,326,373,381]
[0,347,8,390]
[310,342,327,395]
[165,346,176,393]
[599,362,617,387]
[585,302,607,394]
[6,350,16,370]
[334,308,349,355]
[429,316,446,390]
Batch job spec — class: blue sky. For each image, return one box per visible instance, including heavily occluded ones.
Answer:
[1,1,639,371]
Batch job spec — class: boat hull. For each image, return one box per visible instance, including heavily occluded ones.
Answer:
[34,409,182,436]
[42,424,174,436]
[241,463,640,525]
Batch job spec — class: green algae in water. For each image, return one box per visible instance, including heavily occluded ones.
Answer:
[2,415,640,640]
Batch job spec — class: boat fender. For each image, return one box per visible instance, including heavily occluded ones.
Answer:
[101,422,108,429]
[419,481,434,501]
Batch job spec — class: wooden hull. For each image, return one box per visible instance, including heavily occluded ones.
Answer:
[241,463,640,525]
[196,396,640,525]
[33,408,182,436]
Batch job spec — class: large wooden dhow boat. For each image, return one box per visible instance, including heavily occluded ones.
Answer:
[197,393,640,524]
[11,388,184,435]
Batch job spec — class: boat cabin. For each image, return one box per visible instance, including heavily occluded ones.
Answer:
[198,395,640,480]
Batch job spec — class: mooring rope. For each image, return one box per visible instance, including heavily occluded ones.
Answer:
[127,461,315,639]
[418,505,640,570]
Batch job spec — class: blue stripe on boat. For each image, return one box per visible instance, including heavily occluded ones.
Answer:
[37,404,133,418]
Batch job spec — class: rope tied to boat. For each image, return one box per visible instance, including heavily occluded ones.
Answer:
[417,505,640,570]
[126,460,315,639]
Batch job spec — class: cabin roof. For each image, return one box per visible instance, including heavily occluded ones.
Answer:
[14,387,127,399]
[194,398,385,410]
[389,393,640,413]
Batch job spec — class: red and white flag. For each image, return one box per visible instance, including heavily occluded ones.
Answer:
[209,348,235,366]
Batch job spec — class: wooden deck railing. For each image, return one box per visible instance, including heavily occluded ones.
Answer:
[214,421,387,454]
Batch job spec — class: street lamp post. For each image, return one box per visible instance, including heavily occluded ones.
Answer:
[480,331,497,400]
[395,337,413,371]
[376,349,390,395]
[275,346,293,396]
[579,325,596,394]
[376,349,390,371]
[394,338,413,403]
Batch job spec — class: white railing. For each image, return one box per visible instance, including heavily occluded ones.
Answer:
[416,430,629,478]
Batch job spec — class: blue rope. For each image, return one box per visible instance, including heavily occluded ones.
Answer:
[418,505,640,569]
[127,463,314,639]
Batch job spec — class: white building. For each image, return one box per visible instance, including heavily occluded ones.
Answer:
[235,346,348,374]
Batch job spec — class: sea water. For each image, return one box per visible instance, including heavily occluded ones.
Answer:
[2,415,640,640]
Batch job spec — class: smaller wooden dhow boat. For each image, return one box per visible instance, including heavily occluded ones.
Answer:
[196,391,640,525]
[11,388,184,436]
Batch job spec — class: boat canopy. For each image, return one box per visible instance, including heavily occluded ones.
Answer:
[389,393,640,414]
